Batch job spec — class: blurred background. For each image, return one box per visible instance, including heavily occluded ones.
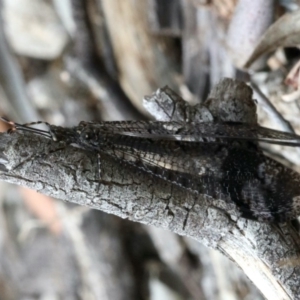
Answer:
[1,0,300,299]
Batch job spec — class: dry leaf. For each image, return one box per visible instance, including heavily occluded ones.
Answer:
[244,10,300,68]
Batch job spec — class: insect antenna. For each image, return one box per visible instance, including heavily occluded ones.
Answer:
[0,117,67,172]
[0,117,54,139]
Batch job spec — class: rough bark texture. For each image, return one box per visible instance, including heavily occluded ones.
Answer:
[1,79,300,299]
[1,0,300,299]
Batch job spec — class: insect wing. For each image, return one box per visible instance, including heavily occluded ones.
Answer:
[98,135,205,177]
[79,121,300,146]
[98,134,295,222]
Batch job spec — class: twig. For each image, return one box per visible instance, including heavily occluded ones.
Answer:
[1,79,300,299]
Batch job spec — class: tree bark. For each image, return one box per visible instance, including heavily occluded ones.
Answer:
[1,79,300,299]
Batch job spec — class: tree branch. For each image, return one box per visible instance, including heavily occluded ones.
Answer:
[1,79,300,299]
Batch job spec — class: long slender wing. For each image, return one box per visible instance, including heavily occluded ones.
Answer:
[98,134,224,177]
[79,121,300,147]
[99,135,227,197]
[97,134,296,222]
[4,118,300,147]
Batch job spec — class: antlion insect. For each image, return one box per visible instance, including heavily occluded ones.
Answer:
[2,116,300,223]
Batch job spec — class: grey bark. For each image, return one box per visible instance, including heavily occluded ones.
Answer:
[1,79,300,299]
